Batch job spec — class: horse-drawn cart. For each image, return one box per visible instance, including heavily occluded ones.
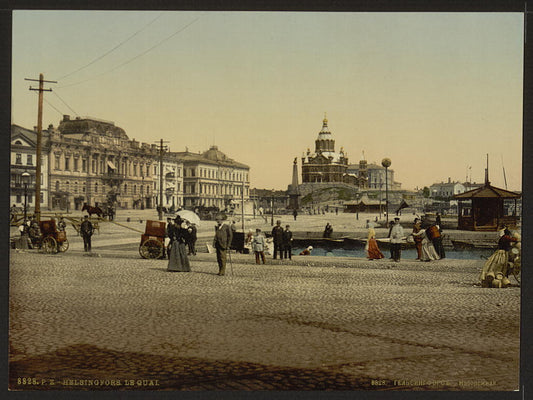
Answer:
[139,220,166,259]
[38,219,69,254]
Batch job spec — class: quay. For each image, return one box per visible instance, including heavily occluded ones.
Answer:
[8,211,520,391]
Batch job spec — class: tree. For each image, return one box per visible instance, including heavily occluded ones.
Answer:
[422,186,430,198]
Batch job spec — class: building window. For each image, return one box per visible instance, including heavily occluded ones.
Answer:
[27,154,33,165]
[16,194,22,203]
[65,181,70,192]
[16,154,22,164]
[154,165,157,175]
[55,181,60,191]
[82,159,87,172]
[95,183,98,193]
[133,185,137,195]
[74,182,78,193]
[92,160,96,173]
[55,156,60,170]
[65,157,70,170]
[73,158,79,171]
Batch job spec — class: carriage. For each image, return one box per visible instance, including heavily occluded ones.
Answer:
[38,219,69,254]
[139,220,167,259]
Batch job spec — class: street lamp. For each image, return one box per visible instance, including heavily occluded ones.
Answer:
[381,158,391,225]
[21,172,30,221]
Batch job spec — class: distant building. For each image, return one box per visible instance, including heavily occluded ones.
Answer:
[346,162,400,190]
[153,155,183,211]
[429,178,466,198]
[173,145,250,210]
[301,116,350,184]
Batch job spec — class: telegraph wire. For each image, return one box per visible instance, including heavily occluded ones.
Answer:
[57,12,164,81]
[31,88,65,119]
[57,17,200,89]
[43,97,65,117]
[52,90,79,117]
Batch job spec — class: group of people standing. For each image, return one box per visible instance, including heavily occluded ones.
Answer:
[365,216,446,262]
[411,217,446,262]
[247,220,293,264]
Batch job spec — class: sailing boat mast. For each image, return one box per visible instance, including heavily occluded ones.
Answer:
[484,154,490,186]
[501,154,508,190]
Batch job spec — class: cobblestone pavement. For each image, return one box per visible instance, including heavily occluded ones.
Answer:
[9,238,520,392]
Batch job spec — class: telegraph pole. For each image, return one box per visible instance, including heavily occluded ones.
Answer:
[155,139,169,220]
[26,74,57,221]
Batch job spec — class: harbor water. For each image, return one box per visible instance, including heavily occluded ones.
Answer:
[291,246,494,260]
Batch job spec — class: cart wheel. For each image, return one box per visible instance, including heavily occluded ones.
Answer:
[41,236,58,254]
[58,239,69,252]
[139,239,164,259]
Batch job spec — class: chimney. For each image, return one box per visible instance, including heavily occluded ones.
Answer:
[63,115,70,122]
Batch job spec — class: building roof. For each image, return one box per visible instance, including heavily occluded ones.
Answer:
[454,184,521,199]
[173,146,249,169]
[303,151,345,164]
[11,124,50,147]
[317,116,332,140]
[58,116,128,139]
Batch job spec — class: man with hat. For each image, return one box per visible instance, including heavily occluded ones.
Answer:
[271,220,284,259]
[80,215,94,252]
[390,216,404,262]
[282,224,293,260]
[213,215,233,276]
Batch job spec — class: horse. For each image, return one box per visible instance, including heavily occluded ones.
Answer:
[82,204,104,218]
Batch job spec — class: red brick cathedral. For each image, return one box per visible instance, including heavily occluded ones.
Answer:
[301,115,349,183]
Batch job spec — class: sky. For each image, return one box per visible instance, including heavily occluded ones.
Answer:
[11,10,524,191]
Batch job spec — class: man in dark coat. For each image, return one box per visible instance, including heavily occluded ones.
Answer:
[187,224,197,256]
[80,215,94,252]
[282,225,293,260]
[213,216,233,276]
[271,220,284,259]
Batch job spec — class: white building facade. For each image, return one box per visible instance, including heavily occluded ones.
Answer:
[10,125,49,212]
[174,146,250,211]
[429,179,466,198]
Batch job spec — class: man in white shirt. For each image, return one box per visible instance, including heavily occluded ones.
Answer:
[390,217,404,262]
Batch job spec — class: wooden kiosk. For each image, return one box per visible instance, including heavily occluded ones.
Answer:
[454,183,521,231]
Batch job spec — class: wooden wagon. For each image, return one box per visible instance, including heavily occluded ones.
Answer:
[139,220,167,259]
[38,219,69,254]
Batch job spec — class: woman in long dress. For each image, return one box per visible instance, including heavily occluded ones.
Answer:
[412,228,440,262]
[366,227,384,260]
[167,216,191,272]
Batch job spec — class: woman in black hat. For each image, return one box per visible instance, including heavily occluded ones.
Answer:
[167,216,191,272]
